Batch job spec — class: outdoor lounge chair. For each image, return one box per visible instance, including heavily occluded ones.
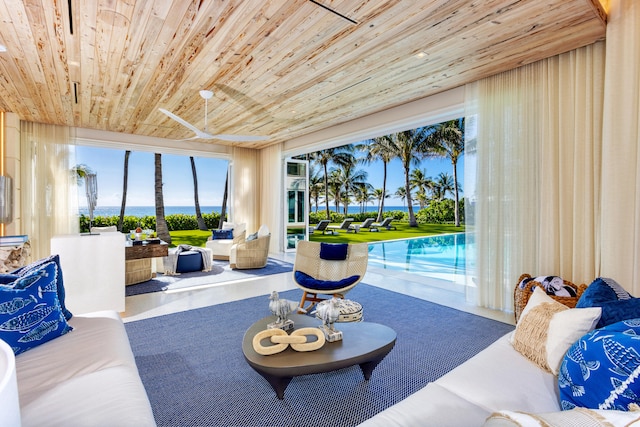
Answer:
[351,217,375,232]
[371,217,397,231]
[309,219,331,234]
[327,218,355,234]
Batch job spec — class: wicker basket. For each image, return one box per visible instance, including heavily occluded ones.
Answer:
[514,273,588,323]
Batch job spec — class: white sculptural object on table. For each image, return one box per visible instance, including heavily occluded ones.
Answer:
[313,297,343,342]
[268,291,298,331]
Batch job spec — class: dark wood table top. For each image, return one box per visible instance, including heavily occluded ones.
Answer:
[242,314,396,377]
[124,240,169,260]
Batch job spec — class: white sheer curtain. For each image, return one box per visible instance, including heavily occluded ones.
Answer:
[231,146,259,234]
[20,122,78,260]
[466,42,605,311]
[600,0,640,295]
[258,143,283,252]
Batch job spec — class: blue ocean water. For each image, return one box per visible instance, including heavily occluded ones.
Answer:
[80,205,409,217]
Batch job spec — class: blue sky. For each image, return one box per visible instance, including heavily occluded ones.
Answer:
[75,145,463,208]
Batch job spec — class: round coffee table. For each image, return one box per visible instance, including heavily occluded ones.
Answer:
[242,314,396,399]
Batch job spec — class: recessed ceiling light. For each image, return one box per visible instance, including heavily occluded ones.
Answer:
[415,52,427,59]
[0,44,6,52]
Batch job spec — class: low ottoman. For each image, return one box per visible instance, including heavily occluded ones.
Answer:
[316,299,363,322]
[176,250,203,273]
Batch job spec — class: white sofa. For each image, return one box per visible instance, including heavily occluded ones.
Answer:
[14,311,156,427]
[360,287,640,427]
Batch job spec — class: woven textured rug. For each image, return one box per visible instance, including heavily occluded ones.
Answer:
[125,258,293,297]
[125,284,514,427]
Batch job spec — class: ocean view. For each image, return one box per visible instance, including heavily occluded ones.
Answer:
[79,205,410,217]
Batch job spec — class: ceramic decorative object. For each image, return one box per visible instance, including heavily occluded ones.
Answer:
[314,297,343,342]
[267,291,298,331]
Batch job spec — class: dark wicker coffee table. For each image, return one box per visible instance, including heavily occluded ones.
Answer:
[242,314,396,399]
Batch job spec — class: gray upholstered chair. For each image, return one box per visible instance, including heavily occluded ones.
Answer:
[293,240,368,312]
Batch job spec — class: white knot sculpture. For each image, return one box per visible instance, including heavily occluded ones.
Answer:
[269,291,298,324]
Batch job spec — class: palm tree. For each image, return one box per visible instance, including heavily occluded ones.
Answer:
[433,172,455,201]
[333,156,368,215]
[360,136,394,221]
[219,170,229,229]
[308,165,324,214]
[395,186,407,210]
[388,129,429,227]
[154,153,171,244]
[117,151,130,232]
[310,147,353,219]
[409,168,434,209]
[373,188,389,212]
[354,182,374,213]
[424,118,465,226]
[190,157,207,230]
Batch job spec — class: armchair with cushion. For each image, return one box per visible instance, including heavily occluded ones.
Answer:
[205,221,246,260]
[229,225,270,269]
[293,240,368,312]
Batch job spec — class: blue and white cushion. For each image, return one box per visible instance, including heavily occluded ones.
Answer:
[559,318,640,411]
[0,260,73,355]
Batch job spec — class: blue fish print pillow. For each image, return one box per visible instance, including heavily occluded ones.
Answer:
[0,260,73,355]
[559,318,640,411]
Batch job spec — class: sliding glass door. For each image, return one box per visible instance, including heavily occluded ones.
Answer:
[284,159,308,251]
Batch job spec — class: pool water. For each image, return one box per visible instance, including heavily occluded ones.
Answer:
[367,233,472,279]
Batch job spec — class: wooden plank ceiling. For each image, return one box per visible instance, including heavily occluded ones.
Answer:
[0,0,606,149]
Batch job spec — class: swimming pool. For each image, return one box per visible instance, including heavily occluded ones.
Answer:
[367,233,472,280]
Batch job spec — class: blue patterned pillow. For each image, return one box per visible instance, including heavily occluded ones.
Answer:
[212,229,233,240]
[12,254,72,320]
[559,319,640,411]
[0,260,73,355]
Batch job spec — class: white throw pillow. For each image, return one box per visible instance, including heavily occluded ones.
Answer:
[257,224,270,237]
[510,287,601,375]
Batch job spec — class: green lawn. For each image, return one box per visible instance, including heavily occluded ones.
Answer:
[308,222,465,243]
[168,222,465,247]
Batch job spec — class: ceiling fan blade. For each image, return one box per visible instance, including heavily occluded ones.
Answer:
[208,134,270,142]
[159,108,209,138]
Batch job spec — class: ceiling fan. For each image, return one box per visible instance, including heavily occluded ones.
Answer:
[159,90,268,142]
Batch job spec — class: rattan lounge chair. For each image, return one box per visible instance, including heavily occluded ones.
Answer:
[293,240,368,312]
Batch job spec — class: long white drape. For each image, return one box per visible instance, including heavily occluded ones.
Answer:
[258,143,283,252]
[600,0,640,295]
[466,42,605,311]
[231,146,259,234]
[20,122,78,259]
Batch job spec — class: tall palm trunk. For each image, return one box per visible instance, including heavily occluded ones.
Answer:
[219,170,228,229]
[154,153,171,243]
[117,150,130,232]
[190,156,207,230]
[323,163,330,219]
[378,161,387,222]
[452,160,460,227]
[404,167,417,226]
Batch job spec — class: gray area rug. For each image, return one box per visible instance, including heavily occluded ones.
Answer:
[125,284,514,427]
[125,258,293,297]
